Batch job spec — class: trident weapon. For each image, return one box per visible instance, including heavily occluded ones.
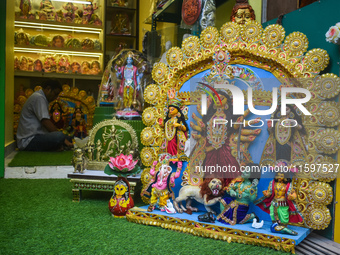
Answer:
[237,122,244,165]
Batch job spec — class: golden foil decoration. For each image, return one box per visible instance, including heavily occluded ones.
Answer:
[220,22,240,43]
[316,73,340,99]
[315,101,340,127]
[283,32,308,57]
[240,20,263,43]
[166,47,184,68]
[311,155,338,182]
[307,182,333,205]
[304,204,331,230]
[200,26,219,49]
[182,36,201,57]
[261,24,285,48]
[303,48,330,73]
[140,147,158,166]
[152,62,169,84]
[315,128,340,154]
[144,84,160,105]
[141,127,155,146]
[142,107,158,126]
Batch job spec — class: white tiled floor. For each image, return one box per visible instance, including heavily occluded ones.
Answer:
[4,151,72,179]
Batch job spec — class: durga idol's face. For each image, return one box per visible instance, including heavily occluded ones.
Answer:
[214,94,227,106]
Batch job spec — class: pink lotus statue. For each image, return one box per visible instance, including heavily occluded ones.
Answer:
[109,154,138,171]
[104,154,141,177]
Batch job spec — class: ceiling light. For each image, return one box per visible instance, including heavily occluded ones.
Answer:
[14,21,102,34]
[52,0,92,4]
[14,47,102,58]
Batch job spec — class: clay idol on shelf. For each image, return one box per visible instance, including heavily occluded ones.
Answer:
[55,10,64,22]
[16,30,30,46]
[110,0,128,7]
[255,171,303,235]
[34,59,43,72]
[89,14,102,26]
[14,57,20,71]
[93,39,101,50]
[57,55,70,73]
[90,60,101,75]
[19,0,32,19]
[141,154,182,213]
[110,13,130,35]
[33,34,49,47]
[159,89,188,158]
[230,0,256,25]
[71,61,81,73]
[63,2,78,23]
[65,38,81,49]
[81,61,91,74]
[82,0,98,24]
[19,56,28,71]
[52,35,65,48]
[81,38,94,50]
[38,0,55,21]
[27,57,34,72]
[43,55,57,73]
[217,164,260,226]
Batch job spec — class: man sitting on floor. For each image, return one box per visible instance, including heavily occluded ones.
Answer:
[16,79,73,151]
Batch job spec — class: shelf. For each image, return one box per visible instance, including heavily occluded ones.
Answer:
[144,0,228,27]
[144,0,182,25]
[14,46,103,55]
[14,71,103,80]
[106,6,136,12]
[15,18,104,30]
[106,34,136,38]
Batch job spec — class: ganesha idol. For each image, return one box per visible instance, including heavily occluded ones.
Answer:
[141,154,182,213]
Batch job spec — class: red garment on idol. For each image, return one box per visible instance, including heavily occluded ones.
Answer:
[203,138,240,186]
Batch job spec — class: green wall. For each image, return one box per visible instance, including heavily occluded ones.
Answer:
[0,0,6,178]
[264,0,340,240]
[264,0,340,75]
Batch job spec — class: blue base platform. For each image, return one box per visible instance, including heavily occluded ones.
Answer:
[135,205,310,246]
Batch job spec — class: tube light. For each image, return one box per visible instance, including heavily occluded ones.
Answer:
[14,47,102,58]
[52,0,92,4]
[14,21,102,34]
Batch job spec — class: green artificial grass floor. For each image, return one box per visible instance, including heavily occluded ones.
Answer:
[0,179,291,255]
[8,151,73,167]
